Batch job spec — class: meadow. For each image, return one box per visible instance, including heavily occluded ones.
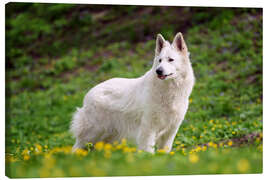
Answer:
[5,4,262,177]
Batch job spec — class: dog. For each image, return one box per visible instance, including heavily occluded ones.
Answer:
[70,32,195,153]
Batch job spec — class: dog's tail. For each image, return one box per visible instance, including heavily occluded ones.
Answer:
[70,107,85,138]
[70,107,90,152]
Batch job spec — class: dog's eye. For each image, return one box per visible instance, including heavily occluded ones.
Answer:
[168,58,174,62]
[159,59,162,63]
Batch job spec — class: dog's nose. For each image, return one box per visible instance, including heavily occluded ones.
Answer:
[156,67,163,75]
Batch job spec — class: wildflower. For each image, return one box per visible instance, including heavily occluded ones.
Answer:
[6,155,17,162]
[232,122,236,125]
[237,159,250,173]
[104,143,112,151]
[116,144,123,150]
[175,140,181,145]
[211,127,215,131]
[121,138,127,146]
[228,140,233,146]
[75,149,88,156]
[202,146,207,151]
[138,150,143,153]
[208,142,214,147]
[35,144,43,154]
[95,141,104,151]
[44,145,48,149]
[169,151,175,155]
[209,120,214,124]
[157,149,166,154]
[23,155,30,160]
[30,147,34,151]
[123,147,132,153]
[189,98,192,103]
[21,149,29,155]
[189,154,199,163]
[130,147,137,152]
[113,141,119,145]
[232,131,236,135]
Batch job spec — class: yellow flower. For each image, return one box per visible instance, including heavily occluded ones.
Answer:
[196,146,202,152]
[130,147,137,152]
[202,146,207,151]
[189,154,199,163]
[157,149,166,154]
[23,155,30,160]
[237,159,250,173]
[169,151,175,155]
[123,147,132,153]
[232,131,236,135]
[104,143,112,151]
[116,144,123,150]
[44,145,48,149]
[189,98,193,103]
[30,147,34,151]
[35,144,43,154]
[208,142,214,147]
[209,120,214,124]
[95,141,104,151]
[175,140,181,145]
[211,127,215,131]
[21,149,29,155]
[6,155,18,162]
[121,138,127,146]
[137,150,143,153]
[75,149,88,156]
[113,141,119,145]
[228,140,233,146]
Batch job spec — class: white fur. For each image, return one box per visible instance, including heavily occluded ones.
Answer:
[70,32,195,153]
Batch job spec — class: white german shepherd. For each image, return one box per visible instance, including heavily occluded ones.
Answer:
[70,32,195,153]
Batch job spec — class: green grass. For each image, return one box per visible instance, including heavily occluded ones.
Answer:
[5,3,262,177]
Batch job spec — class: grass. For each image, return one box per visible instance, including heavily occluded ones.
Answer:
[5,3,262,178]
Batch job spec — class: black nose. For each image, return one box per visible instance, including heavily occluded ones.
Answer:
[156,67,163,75]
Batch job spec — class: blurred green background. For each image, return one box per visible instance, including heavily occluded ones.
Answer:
[5,3,262,178]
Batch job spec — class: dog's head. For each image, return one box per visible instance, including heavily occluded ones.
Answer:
[153,32,190,80]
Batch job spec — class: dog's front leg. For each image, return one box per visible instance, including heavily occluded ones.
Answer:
[136,126,156,153]
[157,125,179,152]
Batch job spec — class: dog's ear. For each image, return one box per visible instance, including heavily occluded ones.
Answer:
[155,34,166,56]
[172,32,188,54]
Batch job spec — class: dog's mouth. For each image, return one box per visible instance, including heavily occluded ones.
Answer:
[157,73,173,80]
